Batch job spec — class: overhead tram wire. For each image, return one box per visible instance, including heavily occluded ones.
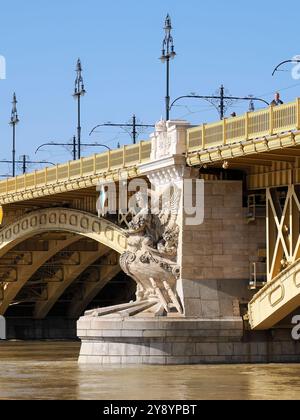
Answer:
[35,138,111,160]
[0,158,56,176]
[89,115,154,145]
[257,82,300,100]
[272,59,300,77]
[169,86,269,120]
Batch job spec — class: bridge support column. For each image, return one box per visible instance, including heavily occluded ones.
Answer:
[78,120,299,364]
[179,180,256,319]
[77,177,255,364]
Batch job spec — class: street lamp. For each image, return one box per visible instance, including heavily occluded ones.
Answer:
[9,93,19,177]
[73,58,86,159]
[160,14,176,121]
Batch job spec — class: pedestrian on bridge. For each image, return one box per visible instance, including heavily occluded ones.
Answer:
[270,92,284,106]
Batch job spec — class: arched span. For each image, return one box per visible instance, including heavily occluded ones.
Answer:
[0,208,128,256]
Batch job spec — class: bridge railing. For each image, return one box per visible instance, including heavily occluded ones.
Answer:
[0,141,152,195]
[187,98,300,152]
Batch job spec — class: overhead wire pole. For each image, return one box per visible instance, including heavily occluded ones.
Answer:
[89,114,155,144]
[73,59,86,159]
[72,136,76,160]
[0,158,55,175]
[169,89,270,119]
[9,93,19,177]
[132,114,137,144]
[35,142,77,160]
[35,141,111,158]
[220,85,225,120]
[22,155,26,174]
[19,157,56,174]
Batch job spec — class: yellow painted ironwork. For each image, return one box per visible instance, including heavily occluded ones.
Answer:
[0,141,151,196]
[1,100,300,199]
[187,99,300,151]
[249,258,300,330]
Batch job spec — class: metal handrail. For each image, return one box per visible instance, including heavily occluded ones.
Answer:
[187,98,300,152]
[0,141,152,196]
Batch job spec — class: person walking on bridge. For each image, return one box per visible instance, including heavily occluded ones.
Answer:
[270,92,284,106]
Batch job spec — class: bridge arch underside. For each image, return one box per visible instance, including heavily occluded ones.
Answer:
[0,228,135,331]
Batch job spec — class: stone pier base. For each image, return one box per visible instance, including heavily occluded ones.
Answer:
[77,315,300,364]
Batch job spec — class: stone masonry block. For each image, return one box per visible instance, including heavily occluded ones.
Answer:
[223,196,242,208]
[204,196,224,208]
[182,255,213,267]
[212,208,244,219]
[198,281,219,300]
[181,280,200,298]
[93,342,109,356]
[79,342,92,355]
[166,356,190,364]
[109,342,125,356]
[201,300,220,318]
[191,232,213,242]
[181,268,196,278]
[191,219,223,233]
[196,343,218,356]
[150,342,172,356]
[212,255,233,267]
[183,298,202,317]
[201,268,224,280]
[143,356,167,364]
[172,342,196,356]
[218,343,234,356]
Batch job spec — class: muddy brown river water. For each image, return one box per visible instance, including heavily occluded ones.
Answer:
[0,341,299,400]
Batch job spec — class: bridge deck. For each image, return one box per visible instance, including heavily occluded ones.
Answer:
[1,99,300,204]
[0,141,151,204]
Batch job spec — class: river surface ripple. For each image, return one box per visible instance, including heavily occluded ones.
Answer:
[0,341,299,400]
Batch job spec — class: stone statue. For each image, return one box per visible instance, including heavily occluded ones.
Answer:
[96,185,108,218]
[119,185,183,315]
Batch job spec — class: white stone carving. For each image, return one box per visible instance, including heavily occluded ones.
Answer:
[148,165,186,187]
[150,119,190,161]
[119,186,183,315]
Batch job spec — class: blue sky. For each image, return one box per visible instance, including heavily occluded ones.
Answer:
[1,0,300,173]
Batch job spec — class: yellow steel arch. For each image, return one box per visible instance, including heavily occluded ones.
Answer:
[0,208,128,257]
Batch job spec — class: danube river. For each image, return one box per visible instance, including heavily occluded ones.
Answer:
[0,341,300,400]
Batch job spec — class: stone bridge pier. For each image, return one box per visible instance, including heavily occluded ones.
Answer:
[78,120,297,364]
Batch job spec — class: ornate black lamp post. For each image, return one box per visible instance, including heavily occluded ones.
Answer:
[73,59,86,159]
[9,93,19,177]
[160,15,176,121]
